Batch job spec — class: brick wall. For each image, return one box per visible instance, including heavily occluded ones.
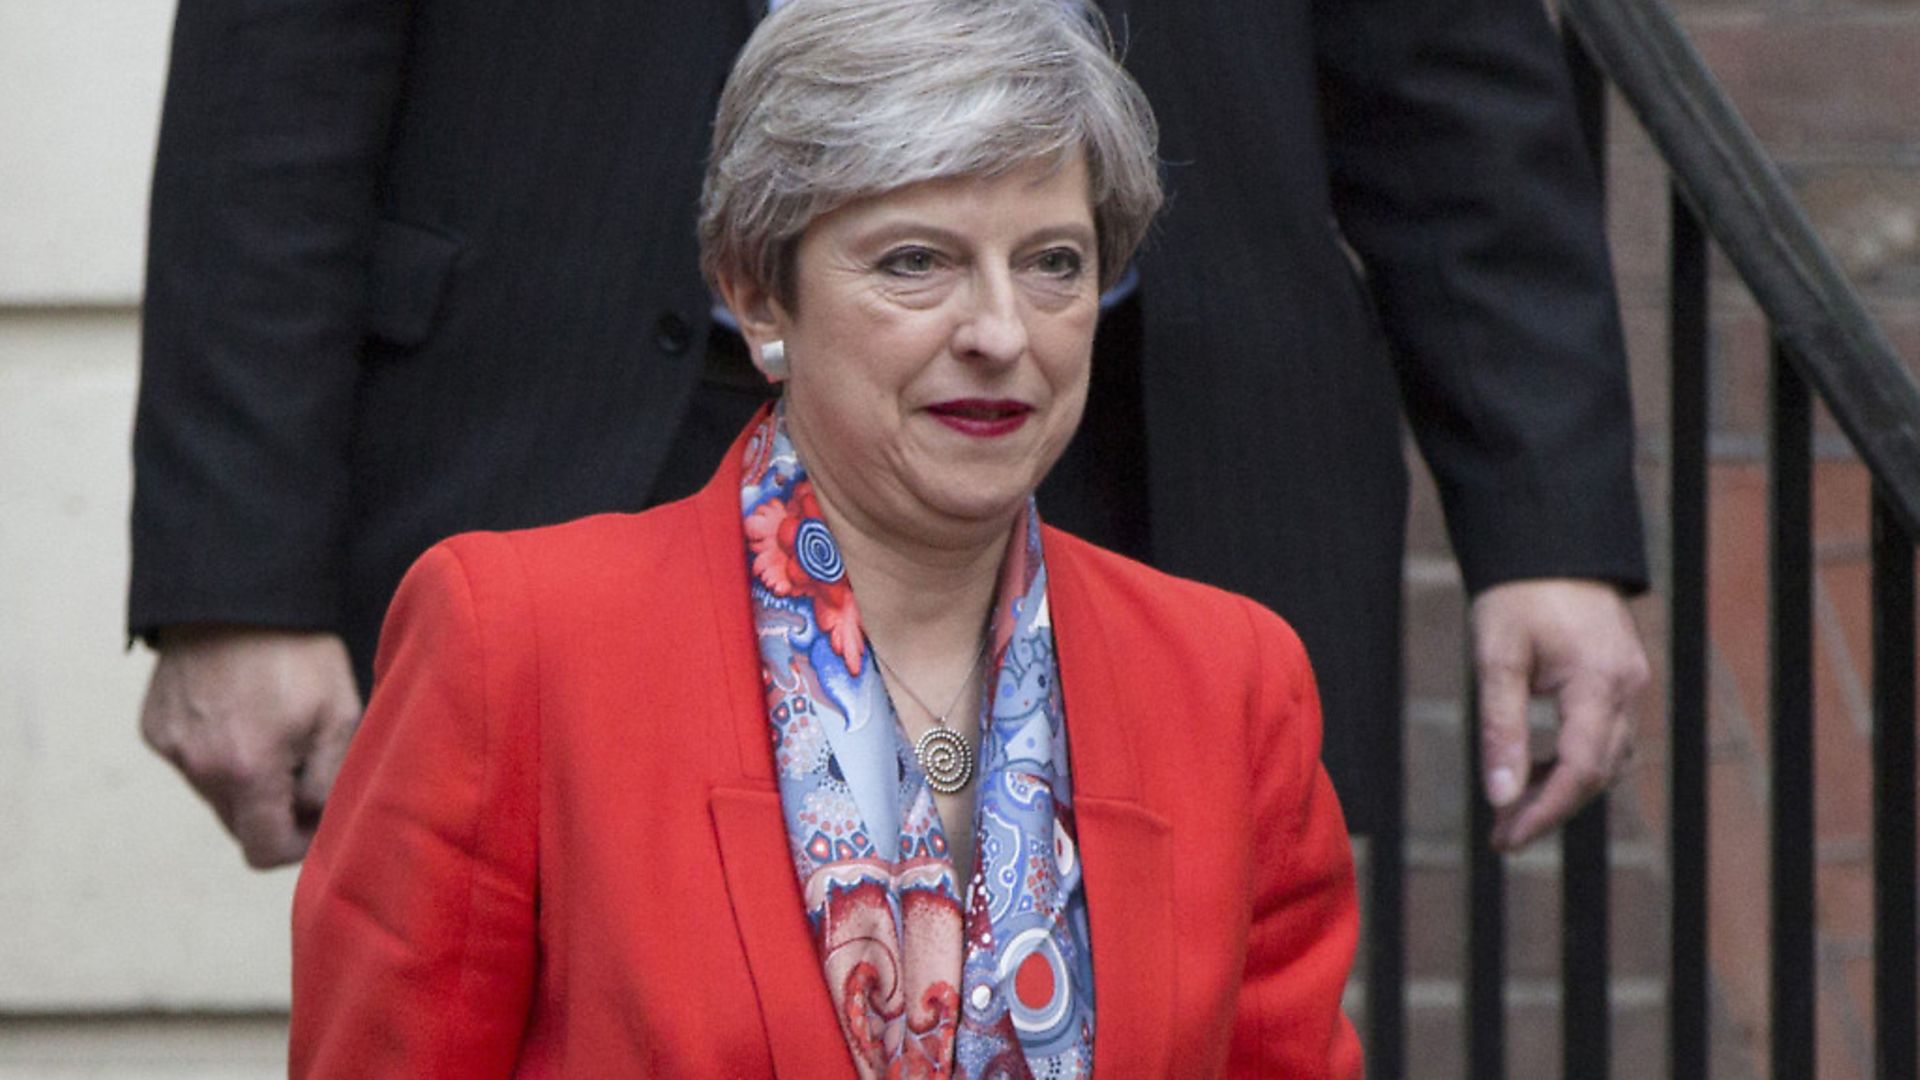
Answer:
[1387,0,1919,1076]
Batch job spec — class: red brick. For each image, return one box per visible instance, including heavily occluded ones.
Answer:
[1714,991,1768,1080]
[1615,997,1665,1079]
[1707,747,1775,1061]
[1506,864,1563,978]
[1867,306,1920,377]
[1787,165,1920,298]
[1814,460,1874,555]
[1623,716,1671,842]
[1685,18,1920,150]
[1821,0,1920,14]
[1713,308,1773,443]
[1817,978,1871,1080]
[1708,247,1764,316]
[1815,859,1873,949]
[1607,769,1657,844]
[1840,952,1875,1060]
[1404,439,1451,559]
[1406,861,1466,978]
[1627,590,1669,677]
[1605,136,1677,311]
[1637,454,1673,548]
[1707,317,1867,447]
[1816,557,1875,710]
[1612,862,1671,974]
[1706,304,1919,451]
[1506,995,1560,1078]
[1668,0,1795,13]
[1350,837,1373,980]
[1404,577,1468,703]
[1812,630,1874,840]
[1707,463,1772,752]
[1623,304,1672,440]
[1405,998,1465,1080]
[1622,592,1672,834]
[1406,710,1468,842]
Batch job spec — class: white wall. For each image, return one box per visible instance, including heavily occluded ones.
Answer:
[0,1,171,303]
[0,0,294,1023]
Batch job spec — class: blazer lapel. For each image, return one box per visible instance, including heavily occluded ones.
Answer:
[696,422,853,1077]
[1046,534,1177,1076]
[710,788,851,1076]
[692,453,1175,1075]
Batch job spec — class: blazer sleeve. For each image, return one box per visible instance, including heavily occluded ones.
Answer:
[1226,600,1364,1078]
[1313,0,1648,596]
[291,537,539,1078]
[128,0,414,638]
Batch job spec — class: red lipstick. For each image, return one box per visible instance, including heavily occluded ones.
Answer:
[926,399,1033,437]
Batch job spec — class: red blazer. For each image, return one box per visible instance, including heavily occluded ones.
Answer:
[291,437,1363,1078]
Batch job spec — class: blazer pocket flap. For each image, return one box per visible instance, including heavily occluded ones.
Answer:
[366,218,462,348]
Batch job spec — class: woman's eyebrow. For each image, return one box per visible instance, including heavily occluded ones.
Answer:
[849,220,1097,251]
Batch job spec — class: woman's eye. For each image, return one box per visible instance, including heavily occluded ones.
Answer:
[1033,248,1084,278]
[879,248,938,276]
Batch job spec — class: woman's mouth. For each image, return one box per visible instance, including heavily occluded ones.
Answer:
[925,399,1033,437]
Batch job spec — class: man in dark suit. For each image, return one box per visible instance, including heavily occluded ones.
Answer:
[133,0,1648,869]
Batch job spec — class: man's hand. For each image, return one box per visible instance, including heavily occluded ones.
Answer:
[1470,579,1650,852]
[139,626,364,869]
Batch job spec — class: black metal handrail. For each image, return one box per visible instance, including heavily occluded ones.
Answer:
[1559,0,1920,535]
[1414,2,1920,1079]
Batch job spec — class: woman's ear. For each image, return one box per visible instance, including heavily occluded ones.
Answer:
[715,273,791,383]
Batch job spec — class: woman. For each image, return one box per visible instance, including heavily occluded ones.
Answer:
[291,0,1361,1075]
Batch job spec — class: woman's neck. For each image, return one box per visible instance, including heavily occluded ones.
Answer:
[802,464,1012,882]
[826,502,1008,669]
[800,468,1009,674]
[817,490,1006,883]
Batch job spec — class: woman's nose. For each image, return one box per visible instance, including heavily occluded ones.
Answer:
[951,272,1028,364]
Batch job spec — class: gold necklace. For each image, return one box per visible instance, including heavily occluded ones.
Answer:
[871,636,991,795]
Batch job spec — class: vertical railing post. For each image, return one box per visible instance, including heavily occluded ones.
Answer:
[1368,726,1406,1079]
[1559,30,1614,1079]
[1467,671,1507,1080]
[1667,187,1712,1080]
[1562,804,1612,1080]
[1767,340,1815,1080]
[1871,488,1916,1080]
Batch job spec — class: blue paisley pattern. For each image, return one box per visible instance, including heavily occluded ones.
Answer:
[741,406,1094,1079]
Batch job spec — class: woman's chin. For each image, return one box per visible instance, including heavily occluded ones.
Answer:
[913,431,1068,510]
[902,472,1041,537]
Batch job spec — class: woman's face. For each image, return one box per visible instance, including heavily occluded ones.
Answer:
[737,154,1099,546]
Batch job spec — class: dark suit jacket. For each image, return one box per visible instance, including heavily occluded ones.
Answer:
[290,431,1363,1077]
[131,0,1646,830]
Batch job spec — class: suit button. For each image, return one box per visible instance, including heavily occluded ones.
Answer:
[655,312,691,355]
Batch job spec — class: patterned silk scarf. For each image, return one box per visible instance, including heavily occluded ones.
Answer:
[741,406,1095,1078]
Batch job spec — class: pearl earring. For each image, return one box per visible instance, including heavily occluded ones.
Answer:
[756,339,789,381]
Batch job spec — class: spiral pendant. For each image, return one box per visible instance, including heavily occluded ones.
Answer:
[915,726,975,794]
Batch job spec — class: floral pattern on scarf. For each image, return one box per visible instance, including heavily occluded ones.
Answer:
[742,406,1094,1079]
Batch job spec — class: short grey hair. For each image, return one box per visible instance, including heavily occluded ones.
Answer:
[699,0,1162,305]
